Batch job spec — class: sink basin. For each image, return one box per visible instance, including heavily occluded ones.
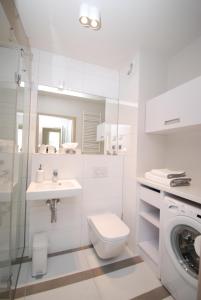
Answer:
[26,179,82,201]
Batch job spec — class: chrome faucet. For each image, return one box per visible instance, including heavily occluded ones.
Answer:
[52,169,58,182]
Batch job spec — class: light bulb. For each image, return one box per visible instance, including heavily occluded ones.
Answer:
[90,19,99,29]
[80,16,89,25]
[89,6,101,30]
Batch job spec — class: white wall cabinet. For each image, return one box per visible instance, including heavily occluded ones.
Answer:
[146,76,201,133]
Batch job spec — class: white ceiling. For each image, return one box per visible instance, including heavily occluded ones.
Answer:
[15,0,201,69]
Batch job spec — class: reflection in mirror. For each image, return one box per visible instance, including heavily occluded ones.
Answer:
[38,114,75,151]
[36,89,115,154]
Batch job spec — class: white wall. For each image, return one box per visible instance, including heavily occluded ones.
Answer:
[26,48,126,256]
[164,35,201,183]
[27,154,124,255]
[168,35,201,89]
[136,41,201,183]
[136,50,168,177]
[118,56,139,253]
[165,129,201,184]
[119,51,169,253]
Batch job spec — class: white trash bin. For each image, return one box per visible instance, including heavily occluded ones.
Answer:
[32,233,48,278]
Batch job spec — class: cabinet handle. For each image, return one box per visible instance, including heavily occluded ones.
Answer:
[164,118,180,125]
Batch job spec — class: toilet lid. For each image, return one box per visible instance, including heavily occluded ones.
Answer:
[88,213,130,242]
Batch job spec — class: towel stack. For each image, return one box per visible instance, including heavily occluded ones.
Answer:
[145,169,191,187]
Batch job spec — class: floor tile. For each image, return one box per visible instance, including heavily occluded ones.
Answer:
[17,279,101,300]
[17,246,134,288]
[93,262,161,300]
[84,246,134,269]
[15,249,170,300]
[17,250,88,287]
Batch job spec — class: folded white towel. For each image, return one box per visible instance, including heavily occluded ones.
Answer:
[145,172,191,187]
[151,168,186,179]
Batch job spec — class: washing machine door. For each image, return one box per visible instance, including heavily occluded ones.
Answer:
[165,216,201,287]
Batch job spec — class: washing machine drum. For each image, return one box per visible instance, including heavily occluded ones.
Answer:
[171,224,200,279]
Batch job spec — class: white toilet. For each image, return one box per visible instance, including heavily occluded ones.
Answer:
[88,213,130,259]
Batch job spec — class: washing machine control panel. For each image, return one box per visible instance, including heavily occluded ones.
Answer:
[178,205,201,222]
[166,196,201,222]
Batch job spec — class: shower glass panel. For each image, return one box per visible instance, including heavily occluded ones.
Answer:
[0,47,31,299]
[0,45,20,298]
[11,49,31,294]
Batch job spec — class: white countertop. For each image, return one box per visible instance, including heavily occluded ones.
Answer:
[137,177,201,205]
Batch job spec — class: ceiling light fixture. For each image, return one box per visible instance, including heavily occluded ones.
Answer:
[79,3,90,26]
[79,3,101,30]
[89,6,101,30]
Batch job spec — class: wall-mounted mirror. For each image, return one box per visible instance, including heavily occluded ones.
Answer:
[36,87,119,155]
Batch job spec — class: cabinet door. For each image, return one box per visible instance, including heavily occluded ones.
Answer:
[146,76,201,133]
[146,92,181,133]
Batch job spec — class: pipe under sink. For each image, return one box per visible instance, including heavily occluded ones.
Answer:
[46,199,60,223]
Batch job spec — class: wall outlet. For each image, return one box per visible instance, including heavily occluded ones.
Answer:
[93,166,108,178]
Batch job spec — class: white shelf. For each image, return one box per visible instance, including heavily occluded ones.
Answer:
[137,176,201,205]
[139,211,160,228]
[138,240,159,265]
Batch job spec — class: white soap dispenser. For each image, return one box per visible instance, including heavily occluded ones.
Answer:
[36,164,44,183]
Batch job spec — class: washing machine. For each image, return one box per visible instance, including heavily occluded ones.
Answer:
[161,195,201,300]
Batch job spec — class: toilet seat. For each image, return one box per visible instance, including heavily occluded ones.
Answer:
[88,213,130,242]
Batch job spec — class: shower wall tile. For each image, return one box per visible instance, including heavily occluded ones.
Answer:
[31,154,84,182]
[32,48,119,101]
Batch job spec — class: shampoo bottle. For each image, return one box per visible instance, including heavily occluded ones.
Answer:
[36,164,44,183]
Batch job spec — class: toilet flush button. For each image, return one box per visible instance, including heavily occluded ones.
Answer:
[93,167,108,178]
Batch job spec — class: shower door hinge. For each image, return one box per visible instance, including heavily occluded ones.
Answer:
[15,72,21,86]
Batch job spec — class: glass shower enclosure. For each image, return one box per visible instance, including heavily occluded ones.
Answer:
[0,2,31,299]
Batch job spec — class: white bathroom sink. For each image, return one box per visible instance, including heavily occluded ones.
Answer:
[26,179,82,201]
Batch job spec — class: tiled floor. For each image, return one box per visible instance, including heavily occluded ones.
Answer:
[15,247,173,300]
[16,247,134,287]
